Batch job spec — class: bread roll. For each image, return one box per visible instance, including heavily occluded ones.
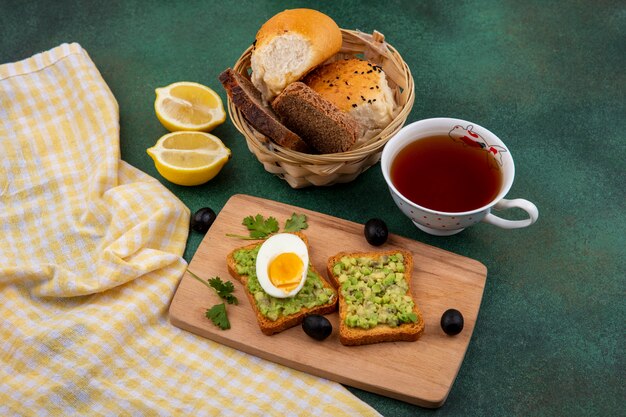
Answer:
[251,9,342,101]
[304,58,396,131]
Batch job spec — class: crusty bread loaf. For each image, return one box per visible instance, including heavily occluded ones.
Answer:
[327,250,424,346]
[226,233,338,336]
[304,58,396,131]
[251,8,342,101]
[272,82,359,154]
[218,68,312,153]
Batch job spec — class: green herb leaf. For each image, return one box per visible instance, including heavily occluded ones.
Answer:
[208,276,238,305]
[283,213,308,233]
[187,270,239,306]
[242,214,279,239]
[205,303,230,330]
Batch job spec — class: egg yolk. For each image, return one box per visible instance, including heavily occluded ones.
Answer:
[268,252,304,292]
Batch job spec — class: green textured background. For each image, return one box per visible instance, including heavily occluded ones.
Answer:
[2,1,624,415]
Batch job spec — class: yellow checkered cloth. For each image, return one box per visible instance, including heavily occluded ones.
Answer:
[0,43,380,417]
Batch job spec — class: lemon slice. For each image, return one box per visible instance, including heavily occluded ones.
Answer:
[147,132,231,186]
[155,81,226,132]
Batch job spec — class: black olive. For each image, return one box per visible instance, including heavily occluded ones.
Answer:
[302,314,332,341]
[190,207,217,233]
[364,218,388,246]
[441,309,464,335]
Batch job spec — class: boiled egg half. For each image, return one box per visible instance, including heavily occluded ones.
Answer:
[255,233,309,298]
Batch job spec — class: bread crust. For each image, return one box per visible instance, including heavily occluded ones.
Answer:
[327,250,425,346]
[254,9,342,66]
[251,9,342,101]
[226,233,338,336]
[218,68,311,153]
[304,59,386,113]
[304,58,396,130]
[271,82,359,154]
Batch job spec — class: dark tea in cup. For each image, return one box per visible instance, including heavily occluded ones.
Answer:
[381,118,538,235]
[390,134,503,213]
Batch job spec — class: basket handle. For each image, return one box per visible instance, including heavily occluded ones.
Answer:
[372,30,385,44]
[353,30,389,60]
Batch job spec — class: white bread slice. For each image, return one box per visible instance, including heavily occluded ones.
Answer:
[226,233,338,335]
[327,250,424,346]
[251,9,342,101]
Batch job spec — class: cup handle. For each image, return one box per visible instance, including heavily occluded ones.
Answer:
[481,198,539,229]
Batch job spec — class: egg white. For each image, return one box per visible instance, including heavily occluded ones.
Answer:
[255,233,309,298]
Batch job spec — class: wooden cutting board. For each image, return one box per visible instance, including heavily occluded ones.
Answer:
[169,194,487,408]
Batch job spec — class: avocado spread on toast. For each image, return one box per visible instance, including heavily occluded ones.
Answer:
[332,253,417,329]
[233,246,335,321]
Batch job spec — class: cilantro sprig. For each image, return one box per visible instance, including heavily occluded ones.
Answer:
[205,304,230,330]
[207,276,238,305]
[226,213,308,239]
[243,214,279,239]
[187,270,238,330]
[283,213,308,233]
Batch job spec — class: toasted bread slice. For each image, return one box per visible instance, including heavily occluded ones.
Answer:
[226,233,338,335]
[271,82,359,154]
[327,250,424,346]
[218,68,312,153]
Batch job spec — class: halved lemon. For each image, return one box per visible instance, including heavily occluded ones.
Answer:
[154,81,226,132]
[147,132,231,186]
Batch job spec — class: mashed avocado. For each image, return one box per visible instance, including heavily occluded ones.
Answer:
[332,253,418,329]
[233,246,335,321]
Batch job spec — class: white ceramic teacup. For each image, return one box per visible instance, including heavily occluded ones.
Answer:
[381,117,538,236]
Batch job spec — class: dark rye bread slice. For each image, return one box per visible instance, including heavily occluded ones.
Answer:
[226,232,338,336]
[271,82,359,154]
[327,249,424,346]
[218,68,312,153]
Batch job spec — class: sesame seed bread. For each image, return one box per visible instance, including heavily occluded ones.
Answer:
[251,9,342,101]
[327,249,424,346]
[304,58,396,131]
[226,233,338,336]
[271,82,359,154]
[218,68,312,153]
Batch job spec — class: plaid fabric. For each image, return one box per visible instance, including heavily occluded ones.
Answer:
[0,43,380,417]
